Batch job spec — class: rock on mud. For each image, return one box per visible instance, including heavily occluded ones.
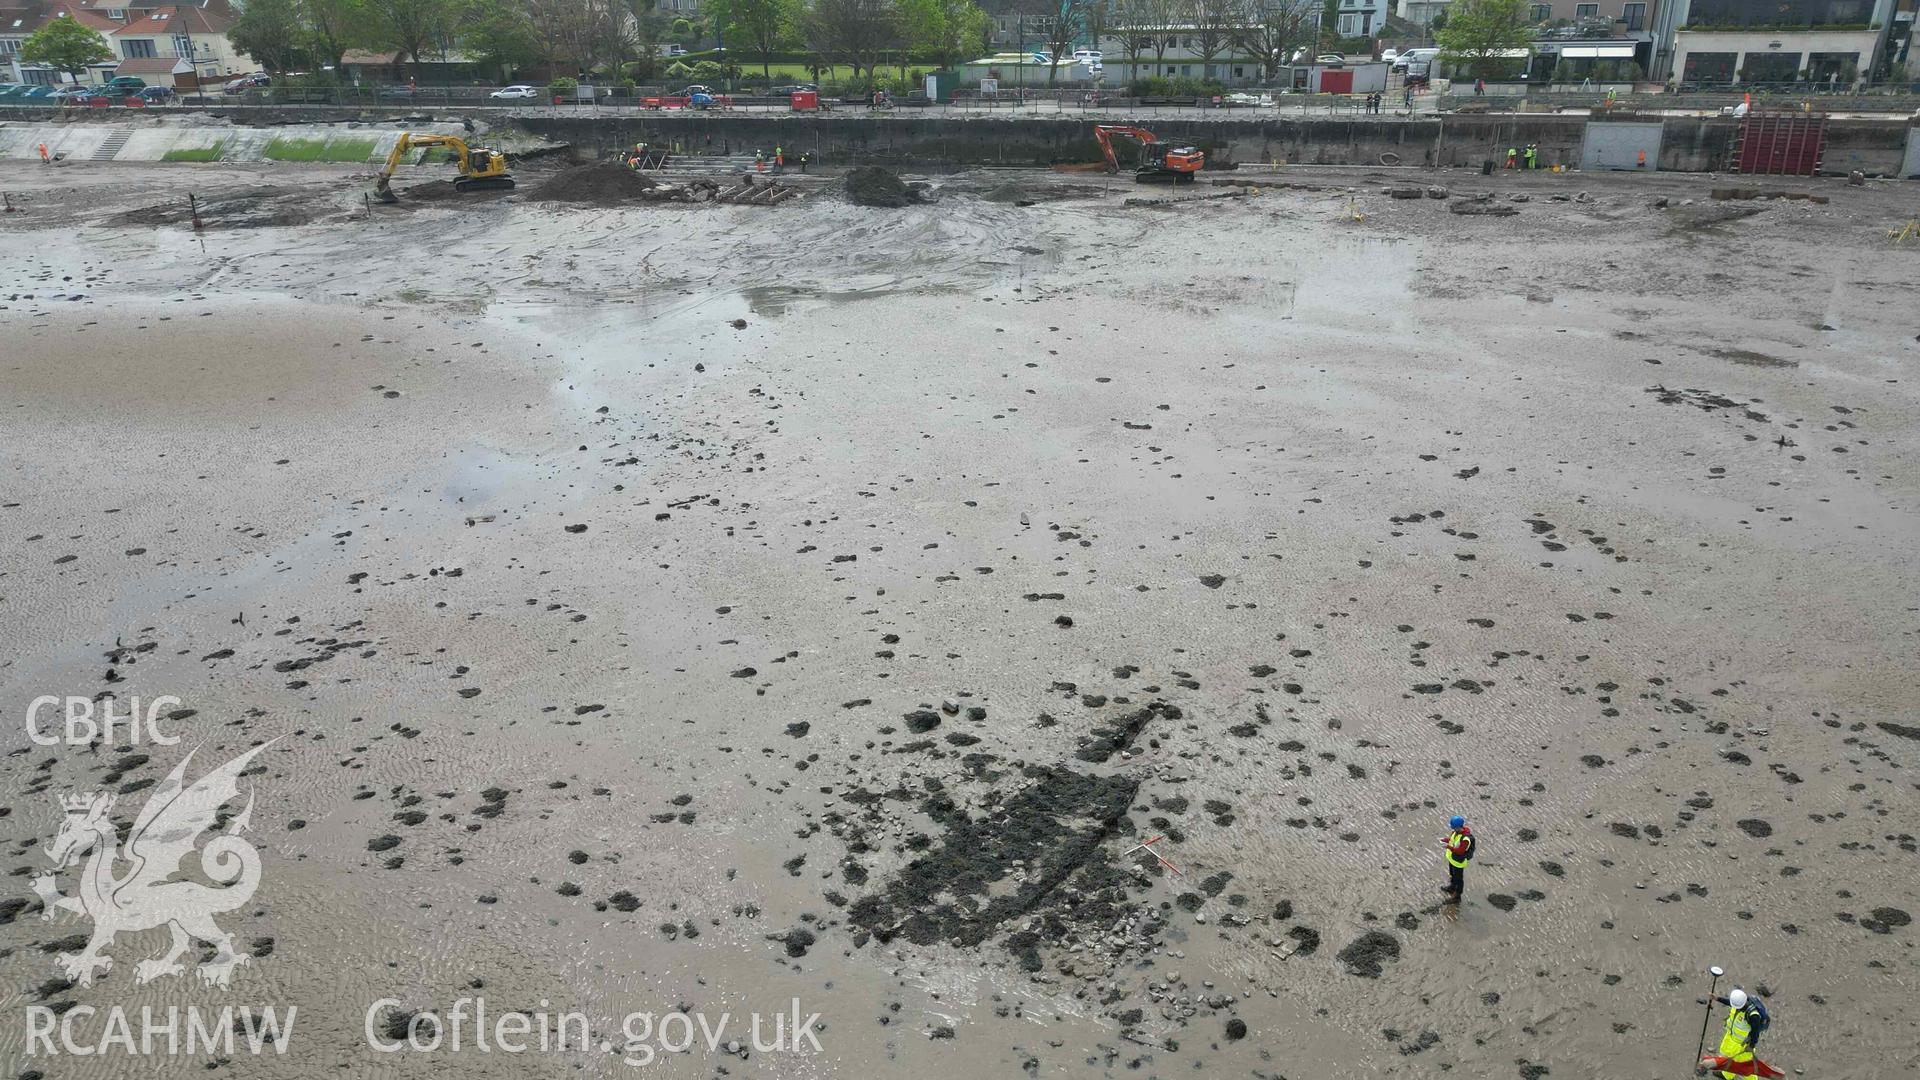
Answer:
[1336,930,1401,977]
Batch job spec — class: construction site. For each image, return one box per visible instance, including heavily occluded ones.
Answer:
[1,107,1917,1078]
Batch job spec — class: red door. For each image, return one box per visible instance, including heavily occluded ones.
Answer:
[1320,70,1354,94]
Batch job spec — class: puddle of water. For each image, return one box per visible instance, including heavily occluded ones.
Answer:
[1279,237,1415,331]
[740,274,906,317]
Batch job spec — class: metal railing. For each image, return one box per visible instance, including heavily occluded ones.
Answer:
[1436,85,1920,114]
[6,80,1909,119]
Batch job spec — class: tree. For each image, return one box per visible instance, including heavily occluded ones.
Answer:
[1109,0,1158,78]
[1435,0,1530,79]
[460,0,539,80]
[1140,0,1179,70]
[586,0,644,75]
[229,0,308,73]
[368,0,456,79]
[1183,0,1236,79]
[21,15,114,78]
[804,0,900,87]
[708,0,799,77]
[528,0,590,72]
[1037,0,1094,84]
[303,0,369,73]
[1231,0,1312,81]
[899,0,986,70]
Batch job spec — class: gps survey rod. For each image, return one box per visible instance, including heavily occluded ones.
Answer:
[1694,965,1725,1068]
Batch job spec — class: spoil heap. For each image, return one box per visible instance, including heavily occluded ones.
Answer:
[845,166,920,207]
[526,163,658,204]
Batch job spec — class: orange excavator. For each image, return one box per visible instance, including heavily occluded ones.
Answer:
[1092,124,1204,184]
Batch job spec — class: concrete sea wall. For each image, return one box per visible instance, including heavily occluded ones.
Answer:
[2,111,1912,176]
[517,113,1916,176]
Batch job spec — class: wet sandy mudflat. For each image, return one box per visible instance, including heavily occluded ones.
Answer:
[0,159,1916,1079]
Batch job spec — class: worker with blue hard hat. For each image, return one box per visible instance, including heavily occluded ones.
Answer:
[1442,815,1475,903]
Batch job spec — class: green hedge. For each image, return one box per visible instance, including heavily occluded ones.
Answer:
[1127,76,1228,97]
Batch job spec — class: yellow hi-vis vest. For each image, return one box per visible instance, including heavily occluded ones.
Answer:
[1446,831,1471,868]
[1721,1006,1754,1050]
[1717,1004,1756,1079]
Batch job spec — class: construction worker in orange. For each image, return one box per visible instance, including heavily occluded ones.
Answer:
[38,142,51,164]
[1441,815,1475,903]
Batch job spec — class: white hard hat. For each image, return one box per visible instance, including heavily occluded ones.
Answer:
[1728,988,1748,1009]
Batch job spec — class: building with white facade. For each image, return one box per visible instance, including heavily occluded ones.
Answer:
[2,0,249,86]
[1664,0,1899,84]
[1336,0,1392,38]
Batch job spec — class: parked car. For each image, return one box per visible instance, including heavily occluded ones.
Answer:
[137,85,176,103]
[16,85,58,99]
[1381,48,1399,62]
[1072,49,1103,64]
[490,84,538,99]
[224,72,270,93]
[378,85,418,99]
[1315,53,1345,66]
[102,76,146,93]
[664,44,687,56]
[770,83,817,95]
[50,85,93,100]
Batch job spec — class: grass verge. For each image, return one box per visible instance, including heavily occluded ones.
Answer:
[162,142,225,162]
[263,137,377,162]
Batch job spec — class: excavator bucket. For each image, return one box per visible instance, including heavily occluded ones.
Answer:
[374,175,399,204]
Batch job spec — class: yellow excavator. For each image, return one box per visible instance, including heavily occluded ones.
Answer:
[373,132,514,203]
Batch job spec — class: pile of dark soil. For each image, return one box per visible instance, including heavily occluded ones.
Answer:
[845,165,919,207]
[394,179,509,202]
[526,163,657,205]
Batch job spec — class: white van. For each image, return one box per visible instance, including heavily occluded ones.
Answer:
[1395,47,1438,72]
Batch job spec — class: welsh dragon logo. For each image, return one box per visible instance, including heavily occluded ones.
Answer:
[32,740,276,989]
